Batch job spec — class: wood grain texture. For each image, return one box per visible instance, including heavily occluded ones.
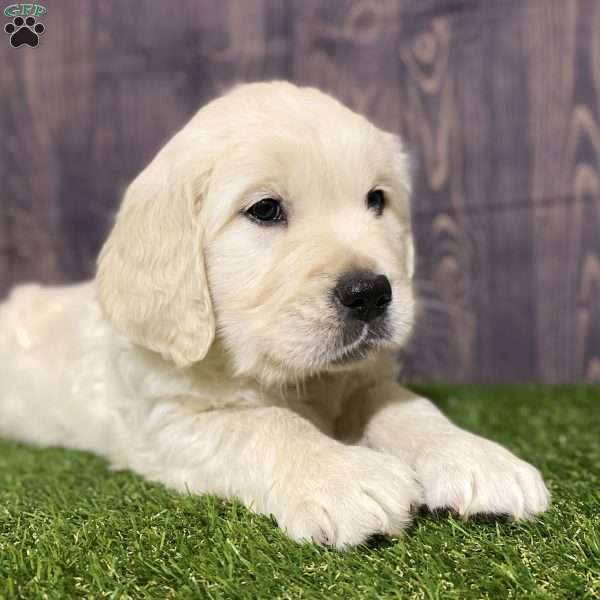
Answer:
[1,0,598,382]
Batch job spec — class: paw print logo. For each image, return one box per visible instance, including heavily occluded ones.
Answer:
[4,16,45,48]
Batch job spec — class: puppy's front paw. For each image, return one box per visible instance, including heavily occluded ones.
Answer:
[277,446,421,549]
[416,432,550,520]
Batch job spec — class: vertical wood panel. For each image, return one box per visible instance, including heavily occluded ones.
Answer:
[525,0,600,382]
[455,2,537,381]
[398,3,478,381]
[289,0,404,132]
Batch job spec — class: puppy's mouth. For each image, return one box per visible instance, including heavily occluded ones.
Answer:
[327,321,390,366]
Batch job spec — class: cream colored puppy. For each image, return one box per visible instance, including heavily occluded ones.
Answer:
[0,82,549,548]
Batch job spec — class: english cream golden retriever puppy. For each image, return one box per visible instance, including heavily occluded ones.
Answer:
[0,82,549,548]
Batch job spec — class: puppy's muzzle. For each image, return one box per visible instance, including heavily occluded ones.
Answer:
[334,270,392,322]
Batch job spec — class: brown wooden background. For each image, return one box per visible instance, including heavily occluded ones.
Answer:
[1,0,599,383]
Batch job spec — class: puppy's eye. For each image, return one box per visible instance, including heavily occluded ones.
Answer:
[246,198,285,224]
[366,189,385,216]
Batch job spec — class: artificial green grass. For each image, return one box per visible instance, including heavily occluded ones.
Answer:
[0,386,598,599]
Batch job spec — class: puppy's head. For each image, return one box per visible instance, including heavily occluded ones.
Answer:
[97,82,415,383]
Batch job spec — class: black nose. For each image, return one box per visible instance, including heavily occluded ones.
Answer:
[334,270,392,322]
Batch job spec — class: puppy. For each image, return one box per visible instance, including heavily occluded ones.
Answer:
[0,82,549,548]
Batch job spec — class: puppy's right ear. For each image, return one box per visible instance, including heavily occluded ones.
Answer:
[96,140,216,368]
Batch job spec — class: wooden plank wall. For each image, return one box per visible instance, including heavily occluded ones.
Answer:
[1,0,599,382]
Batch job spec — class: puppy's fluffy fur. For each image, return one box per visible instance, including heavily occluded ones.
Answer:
[0,82,549,548]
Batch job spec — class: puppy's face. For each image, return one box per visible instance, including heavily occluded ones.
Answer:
[97,83,415,383]
[201,87,415,382]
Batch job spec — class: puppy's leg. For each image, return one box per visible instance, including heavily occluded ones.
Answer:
[127,403,421,548]
[339,383,550,519]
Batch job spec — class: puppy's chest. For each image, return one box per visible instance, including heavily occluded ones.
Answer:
[285,374,350,434]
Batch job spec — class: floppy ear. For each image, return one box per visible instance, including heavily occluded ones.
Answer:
[384,132,415,279]
[96,145,215,368]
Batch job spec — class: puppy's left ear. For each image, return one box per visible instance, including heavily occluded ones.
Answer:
[96,138,215,368]
[385,132,415,279]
